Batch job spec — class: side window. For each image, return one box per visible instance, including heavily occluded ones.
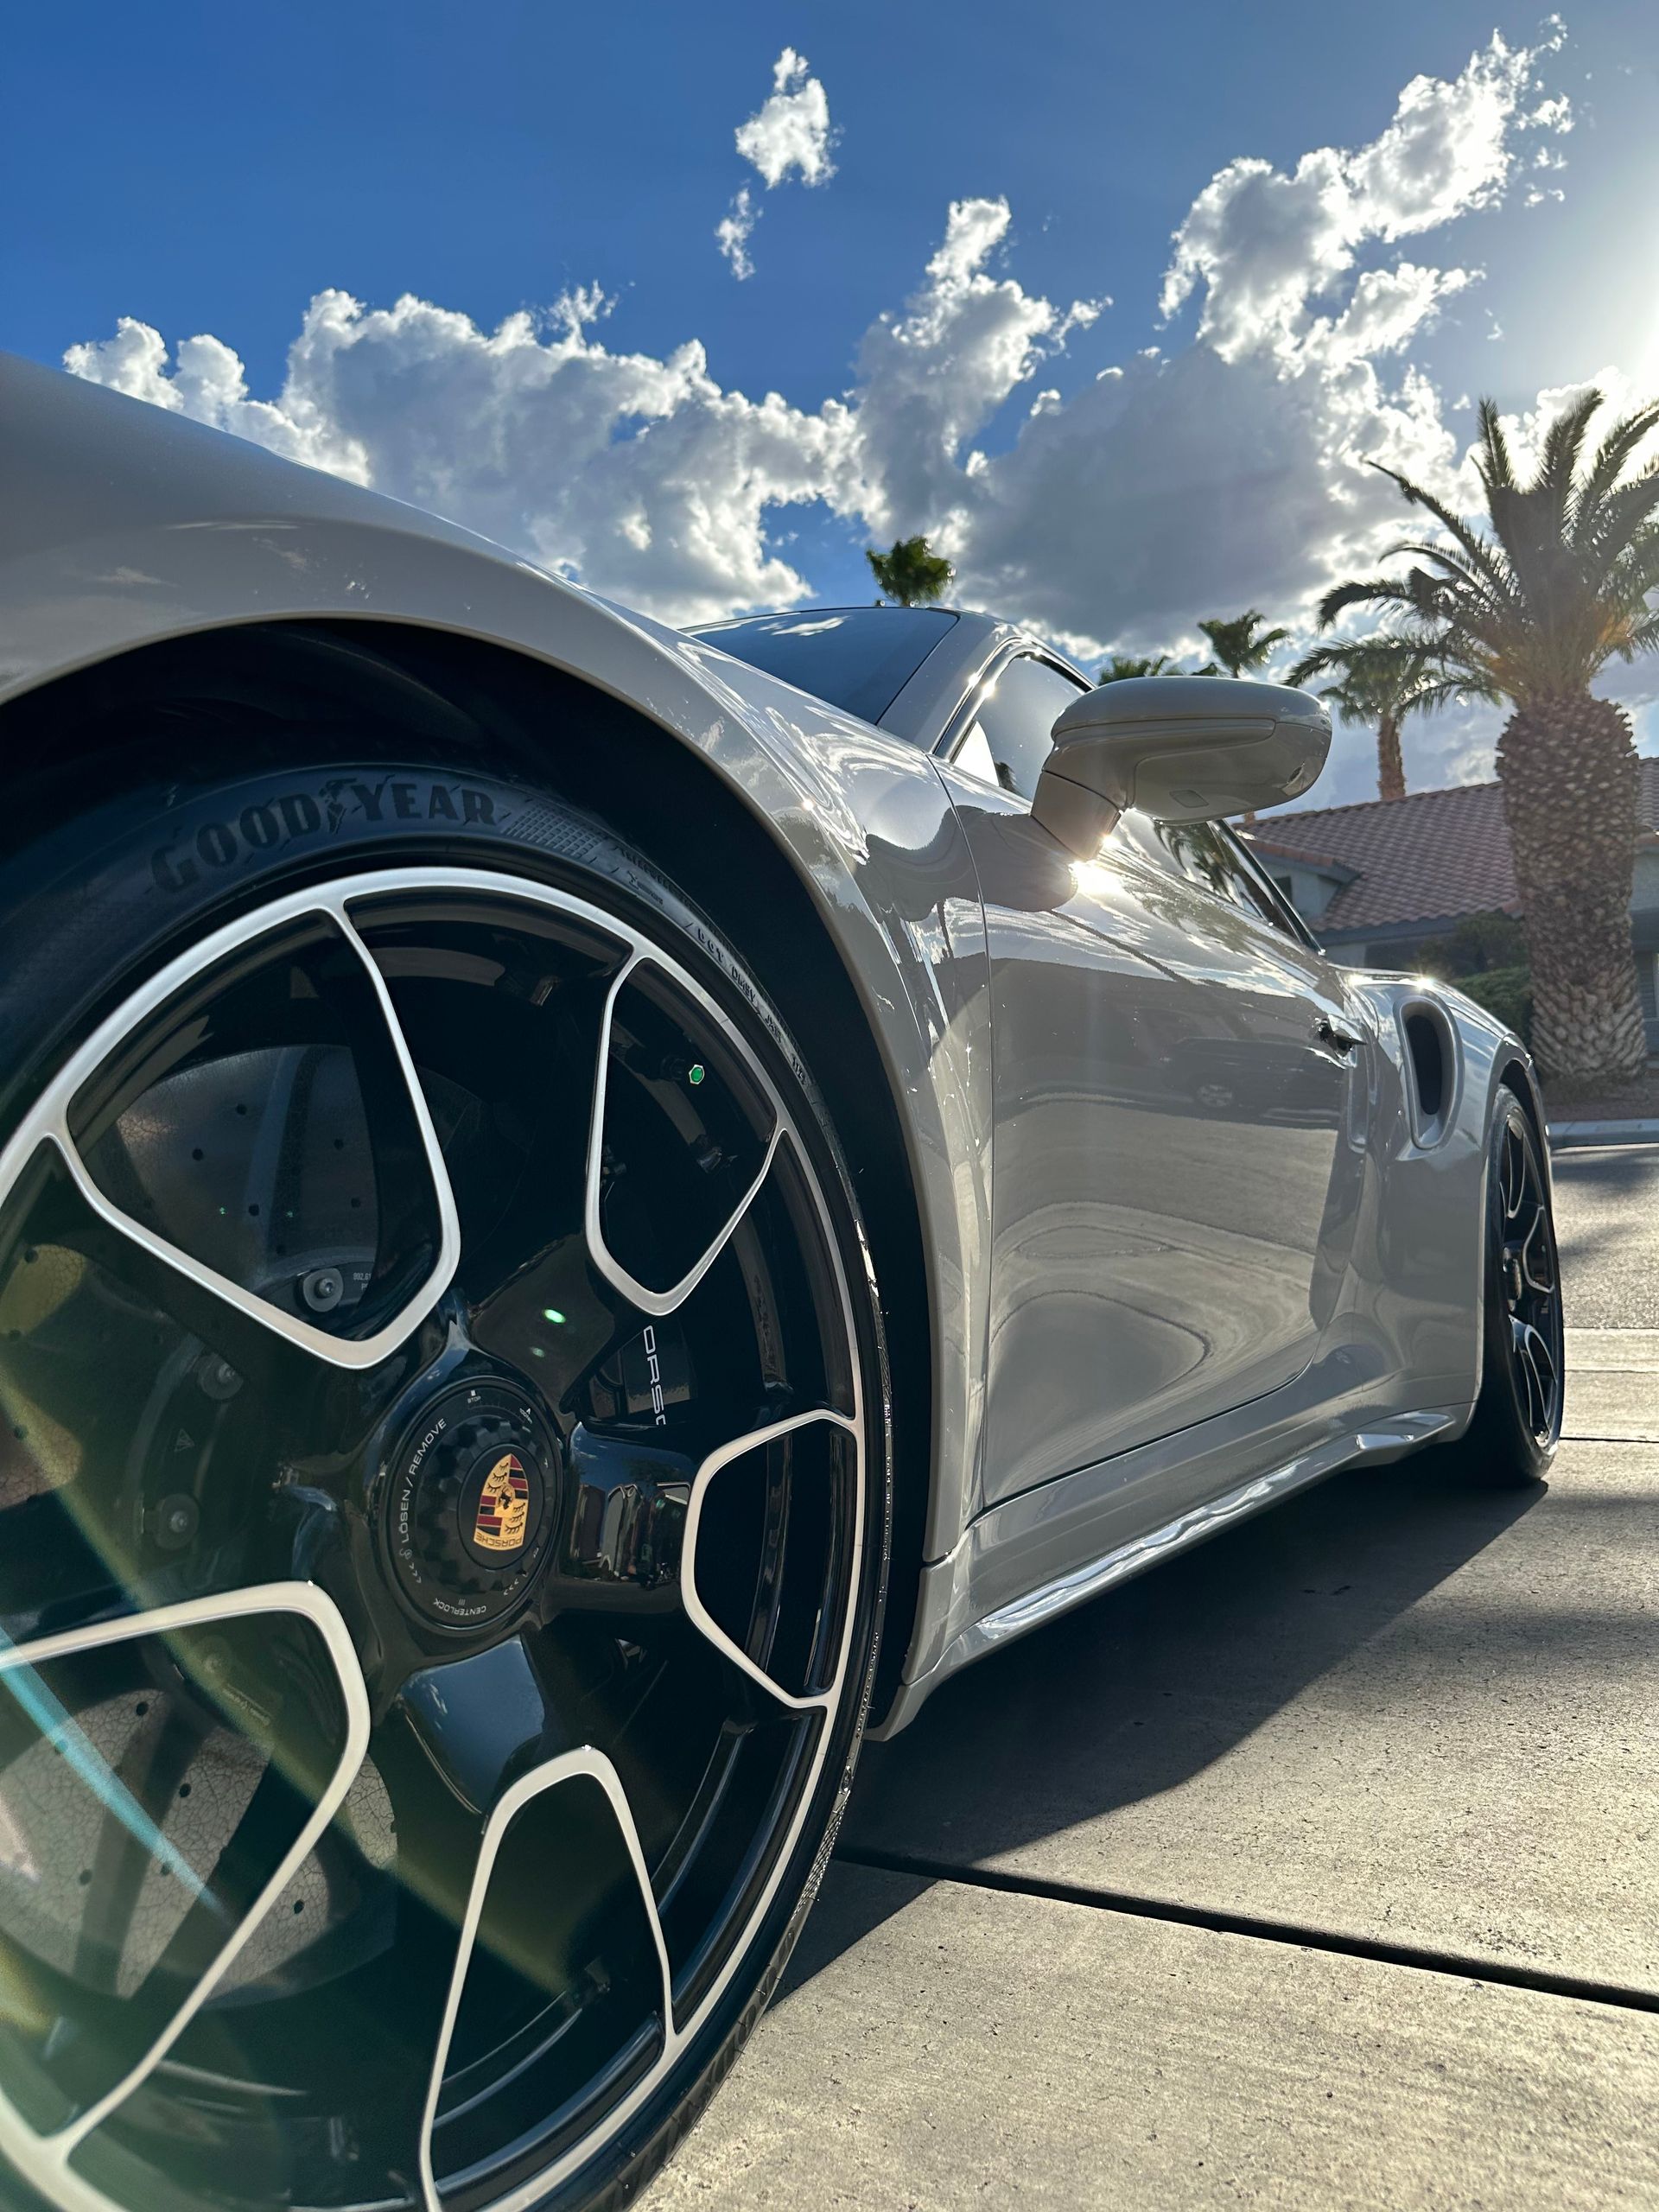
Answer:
[1134,818,1309,941]
[954,656,1086,804]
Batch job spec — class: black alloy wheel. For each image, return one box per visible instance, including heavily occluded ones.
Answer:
[0,748,889,2212]
[1462,1090,1564,1484]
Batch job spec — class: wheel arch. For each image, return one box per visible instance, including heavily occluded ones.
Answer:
[0,613,947,1723]
[1496,1051,1548,1152]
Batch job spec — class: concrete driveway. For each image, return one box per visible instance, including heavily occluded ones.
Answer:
[644,1147,1659,2209]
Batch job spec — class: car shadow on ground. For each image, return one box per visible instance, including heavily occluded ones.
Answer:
[780,1448,1545,1996]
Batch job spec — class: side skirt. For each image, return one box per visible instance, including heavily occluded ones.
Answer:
[871,1405,1466,1738]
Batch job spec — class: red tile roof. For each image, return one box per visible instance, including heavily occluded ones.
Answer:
[1248,760,1659,937]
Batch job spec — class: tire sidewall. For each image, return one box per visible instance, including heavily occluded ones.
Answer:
[3,755,802,1146]
[0,742,893,2212]
[1473,1093,1561,1480]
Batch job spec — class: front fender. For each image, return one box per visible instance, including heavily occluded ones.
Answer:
[0,359,994,1567]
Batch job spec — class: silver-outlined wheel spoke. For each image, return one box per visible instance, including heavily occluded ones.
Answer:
[418,1747,673,2212]
[0,1583,370,2200]
[584,953,782,1320]
[1514,1319,1559,1438]
[1500,1128,1525,1221]
[0,893,461,1375]
[1518,1208,1556,1298]
[681,1408,860,1714]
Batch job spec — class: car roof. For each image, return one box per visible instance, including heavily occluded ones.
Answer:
[688,604,1089,751]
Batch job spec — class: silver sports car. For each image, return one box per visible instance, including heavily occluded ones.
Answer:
[0,355,1563,2212]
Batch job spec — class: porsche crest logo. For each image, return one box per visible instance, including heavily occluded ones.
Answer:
[473,1452,531,1554]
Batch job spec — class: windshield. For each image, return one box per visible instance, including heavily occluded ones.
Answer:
[689,607,958,728]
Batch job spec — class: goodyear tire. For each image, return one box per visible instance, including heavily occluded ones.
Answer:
[0,732,890,2212]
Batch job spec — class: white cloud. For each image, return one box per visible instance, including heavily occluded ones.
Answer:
[67,26,1580,721]
[932,33,1573,664]
[715,187,757,281]
[849,198,1103,538]
[63,315,372,480]
[1160,34,1548,362]
[69,289,855,625]
[734,48,836,188]
[715,46,836,280]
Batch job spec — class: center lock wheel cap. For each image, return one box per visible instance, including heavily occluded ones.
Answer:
[385,1377,560,1630]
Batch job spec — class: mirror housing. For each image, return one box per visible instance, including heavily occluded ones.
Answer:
[1033,676,1330,855]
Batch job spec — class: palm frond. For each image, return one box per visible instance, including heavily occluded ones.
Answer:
[1316,576,1415,627]
[1407,671,1499,715]
[1477,397,1517,494]
[1573,401,1659,528]
[1573,465,1659,588]
[1286,632,1476,730]
[1481,478,1536,574]
[1377,537,1516,626]
[1535,387,1603,530]
[1286,644,1345,685]
[1366,462,1516,605]
[1608,531,1659,601]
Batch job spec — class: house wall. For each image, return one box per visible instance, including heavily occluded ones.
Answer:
[1318,925,1452,973]
[1631,847,1659,913]
[1630,849,1659,1050]
[1326,893,1659,1054]
[1264,860,1348,919]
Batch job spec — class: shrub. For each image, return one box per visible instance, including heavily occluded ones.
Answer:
[1454,963,1533,1043]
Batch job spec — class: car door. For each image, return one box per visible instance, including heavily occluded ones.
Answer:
[939,652,1370,1508]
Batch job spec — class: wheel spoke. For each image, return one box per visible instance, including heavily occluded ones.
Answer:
[0,1583,369,2197]
[1521,1320,1559,1430]
[585,955,782,1319]
[3,1137,321,1408]
[395,1637,573,1818]
[1518,1206,1556,1298]
[561,1426,696,1604]
[0,894,461,1378]
[419,1748,672,2212]
[1512,1319,1559,1440]
[0,1144,427,1646]
[681,1409,860,1713]
[1500,1128,1525,1221]
[1530,1327,1557,1433]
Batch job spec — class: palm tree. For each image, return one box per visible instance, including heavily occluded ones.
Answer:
[1286,638,1480,802]
[1197,609,1290,678]
[1097,652,1179,682]
[1315,389,1659,1084]
[866,536,954,607]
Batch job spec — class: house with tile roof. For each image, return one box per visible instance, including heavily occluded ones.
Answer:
[1246,759,1659,1050]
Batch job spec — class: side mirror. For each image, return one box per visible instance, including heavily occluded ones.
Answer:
[1033,676,1329,855]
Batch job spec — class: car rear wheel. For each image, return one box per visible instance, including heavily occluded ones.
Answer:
[0,741,890,2212]
[1459,1089,1564,1486]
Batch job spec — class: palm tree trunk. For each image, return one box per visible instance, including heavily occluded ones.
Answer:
[1496,692,1647,1084]
[1376,714,1406,802]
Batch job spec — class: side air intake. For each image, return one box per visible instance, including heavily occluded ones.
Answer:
[1400,1001,1456,1146]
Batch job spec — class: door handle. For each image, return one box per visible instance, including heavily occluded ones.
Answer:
[1314,1016,1362,1057]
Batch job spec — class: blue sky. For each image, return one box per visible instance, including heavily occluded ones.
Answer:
[9,3,1659,799]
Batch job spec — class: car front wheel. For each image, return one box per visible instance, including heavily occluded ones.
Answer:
[0,737,889,2212]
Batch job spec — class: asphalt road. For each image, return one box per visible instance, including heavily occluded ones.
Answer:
[644,1149,1659,2210]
